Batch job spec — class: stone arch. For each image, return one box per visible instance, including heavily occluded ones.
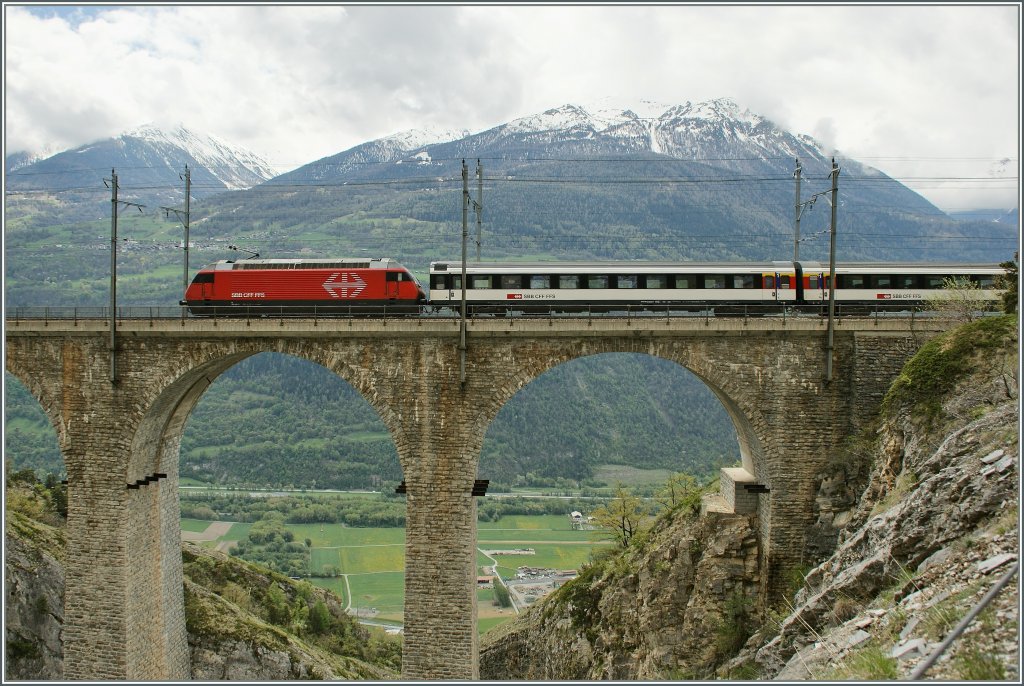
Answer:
[3,370,65,476]
[120,340,410,678]
[5,342,75,463]
[468,338,773,484]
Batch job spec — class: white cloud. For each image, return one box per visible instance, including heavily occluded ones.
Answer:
[4,3,1019,210]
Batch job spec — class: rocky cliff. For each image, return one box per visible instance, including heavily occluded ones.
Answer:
[480,499,761,679]
[481,314,1019,680]
[740,314,1020,680]
[4,509,66,679]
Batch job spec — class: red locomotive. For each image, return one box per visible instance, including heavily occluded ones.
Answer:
[182,257,426,315]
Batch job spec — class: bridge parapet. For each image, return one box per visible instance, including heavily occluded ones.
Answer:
[5,313,954,338]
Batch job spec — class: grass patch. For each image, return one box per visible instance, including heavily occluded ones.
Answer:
[869,470,918,518]
[594,464,673,487]
[181,518,216,533]
[882,314,1017,422]
[346,571,405,619]
[954,646,1007,680]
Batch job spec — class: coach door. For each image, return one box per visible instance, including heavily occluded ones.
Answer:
[765,271,796,304]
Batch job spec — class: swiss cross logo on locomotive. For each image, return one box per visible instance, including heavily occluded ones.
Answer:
[322,272,367,298]
[506,293,524,299]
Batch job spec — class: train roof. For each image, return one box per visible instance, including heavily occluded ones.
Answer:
[429,260,1005,273]
[202,257,401,270]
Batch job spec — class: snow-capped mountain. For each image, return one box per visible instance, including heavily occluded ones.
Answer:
[6,125,276,206]
[122,124,277,190]
[274,97,885,190]
[270,125,470,184]
[482,97,838,171]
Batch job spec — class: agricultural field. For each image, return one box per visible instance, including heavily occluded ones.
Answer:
[182,510,609,636]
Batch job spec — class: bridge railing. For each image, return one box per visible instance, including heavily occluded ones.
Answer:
[2,302,999,322]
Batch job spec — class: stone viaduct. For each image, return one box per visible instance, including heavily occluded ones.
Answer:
[4,313,947,680]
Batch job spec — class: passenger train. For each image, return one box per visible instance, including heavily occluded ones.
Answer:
[182,257,1005,316]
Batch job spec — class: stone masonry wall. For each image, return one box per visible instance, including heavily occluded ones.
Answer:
[4,319,942,680]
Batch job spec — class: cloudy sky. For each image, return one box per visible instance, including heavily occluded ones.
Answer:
[4,3,1020,211]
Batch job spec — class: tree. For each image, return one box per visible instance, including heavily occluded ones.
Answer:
[265,583,291,626]
[590,486,646,548]
[492,581,512,608]
[308,599,331,634]
[996,254,1018,314]
[655,472,701,512]
[923,275,990,323]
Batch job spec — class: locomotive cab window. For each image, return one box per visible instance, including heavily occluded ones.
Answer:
[192,272,215,284]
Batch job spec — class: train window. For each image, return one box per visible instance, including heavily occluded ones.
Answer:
[617,275,638,288]
[764,275,775,289]
[558,275,580,289]
[451,275,462,290]
[530,275,551,289]
[674,275,695,289]
[501,275,523,289]
[430,274,447,290]
[778,275,792,289]
[733,275,755,289]
[840,275,866,289]
[705,275,727,289]
[924,276,945,288]
[875,276,892,288]
[588,275,609,289]
[974,275,996,288]
[472,275,491,289]
[646,275,666,289]
[896,275,916,288]
[807,274,820,289]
